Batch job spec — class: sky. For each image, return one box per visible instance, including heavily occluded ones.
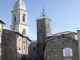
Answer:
[0,0,80,40]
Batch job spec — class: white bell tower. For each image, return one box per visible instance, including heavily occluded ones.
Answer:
[11,0,29,37]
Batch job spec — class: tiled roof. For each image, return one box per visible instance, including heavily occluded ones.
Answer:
[45,31,77,42]
[53,31,76,36]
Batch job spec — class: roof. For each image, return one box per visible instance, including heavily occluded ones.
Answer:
[53,31,76,37]
[13,0,26,10]
[36,18,51,21]
[15,31,31,41]
[45,31,76,41]
[45,34,78,43]
[0,18,6,24]
[31,40,37,43]
[3,28,31,41]
[43,34,78,50]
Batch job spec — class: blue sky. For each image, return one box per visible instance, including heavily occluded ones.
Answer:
[0,0,80,40]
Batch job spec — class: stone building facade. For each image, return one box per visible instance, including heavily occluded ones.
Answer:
[44,35,79,60]
[2,29,31,60]
[30,41,37,60]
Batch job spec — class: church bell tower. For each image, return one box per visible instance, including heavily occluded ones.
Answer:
[11,0,29,37]
[37,8,52,43]
[37,8,52,60]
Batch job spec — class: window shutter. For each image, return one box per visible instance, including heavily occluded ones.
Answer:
[63,48,73,57]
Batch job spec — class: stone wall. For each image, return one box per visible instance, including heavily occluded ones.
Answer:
[44,35,79,60]
[30,41,37,60]
[0,48,1,60]
[27,38,31,60]
[65,33,78,40]
[16,34,31,60]
[1,29,31,60]
[2,29,17,60]
[37,18,52,60]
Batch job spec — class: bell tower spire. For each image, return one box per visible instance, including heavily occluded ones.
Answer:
[42,7,45,17]
[18,0,22,1]
[11,0,29,37]
[40,7,47,18]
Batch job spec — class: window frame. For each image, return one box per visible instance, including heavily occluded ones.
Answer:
[63,48,73,57]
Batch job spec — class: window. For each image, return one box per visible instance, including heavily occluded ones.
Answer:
[48,23,49,28]
[62,35,65,38]
[19,46,21,50]
[22,16,25,22]
[33,47,36,51]
[24,45,25,49]
[22,14,25,22]
[14,15,16,22]
[22,29,26,36]
[63,48,73,57]
[39,24,42,30]
[0,36,1,43]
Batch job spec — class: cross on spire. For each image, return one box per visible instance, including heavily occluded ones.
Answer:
[42,7,45,17]
[43,7,45,12]
[40,7,47,18]
[18,0,22,1]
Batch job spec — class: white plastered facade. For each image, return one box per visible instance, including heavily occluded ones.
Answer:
[0,19,5,60]
[11,0,29,37]
[0,23,2,60]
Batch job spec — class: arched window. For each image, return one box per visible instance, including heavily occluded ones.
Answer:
[14,15,16,22]
[39,24,42,30]
[24,45,25,49]
[22,29,26,36]
[63,48,73,57]
[22,14,25,22]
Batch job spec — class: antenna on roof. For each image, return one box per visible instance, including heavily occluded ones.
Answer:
[74,28,79,32]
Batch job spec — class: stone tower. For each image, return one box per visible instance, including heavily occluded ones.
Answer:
[11,0,29,37]
[36,9,52,60]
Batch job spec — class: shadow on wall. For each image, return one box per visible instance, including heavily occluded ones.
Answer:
[29,42,37,60]
[17,52,29,60]
[0,49,1,60]
[21,54,27,60]
[0,56,1,60]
